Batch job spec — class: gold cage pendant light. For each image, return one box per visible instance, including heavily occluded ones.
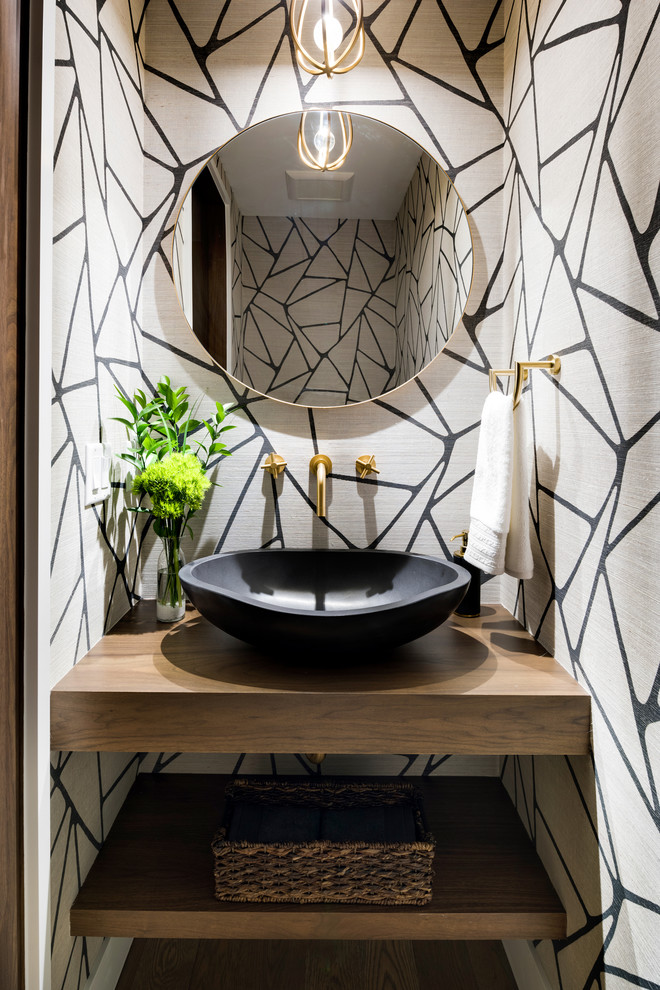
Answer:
[297,110,353,171]
[291,0,365,78]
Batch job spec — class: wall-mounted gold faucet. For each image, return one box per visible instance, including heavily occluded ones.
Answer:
[310,454,332,517]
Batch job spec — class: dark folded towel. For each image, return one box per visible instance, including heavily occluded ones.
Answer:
[228,801,416,844]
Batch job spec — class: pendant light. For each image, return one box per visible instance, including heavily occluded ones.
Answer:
[291,0,365,78]
[297,110,353,171]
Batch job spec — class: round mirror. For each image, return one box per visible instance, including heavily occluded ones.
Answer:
[172,111,473,407]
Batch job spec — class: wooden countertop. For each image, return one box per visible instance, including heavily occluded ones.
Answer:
[51,602,590,754]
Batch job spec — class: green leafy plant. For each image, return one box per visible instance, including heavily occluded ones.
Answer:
[114,376,234,480]
[114,378,235,616]
[114,379,235,534]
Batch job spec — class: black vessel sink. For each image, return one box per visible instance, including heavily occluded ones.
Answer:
[179,549,470,652]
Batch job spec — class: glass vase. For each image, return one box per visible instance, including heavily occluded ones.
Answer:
[157,535,186,622]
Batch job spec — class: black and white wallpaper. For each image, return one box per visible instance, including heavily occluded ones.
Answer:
[51,0,149,983]
[231,153,472,404]
[49,0,659,989]
[236,215,398,405]
[499,1,660,989]
[393,153,473,387]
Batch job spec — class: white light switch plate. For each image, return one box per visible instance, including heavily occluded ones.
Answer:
[85,442,112,506]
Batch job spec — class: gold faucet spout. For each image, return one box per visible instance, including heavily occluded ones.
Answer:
[309,454,332,517]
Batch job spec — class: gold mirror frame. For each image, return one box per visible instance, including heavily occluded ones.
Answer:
[171,111,475,410]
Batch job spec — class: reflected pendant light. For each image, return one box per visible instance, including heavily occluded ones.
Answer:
[297,110,353,171]
[291,0,365,78]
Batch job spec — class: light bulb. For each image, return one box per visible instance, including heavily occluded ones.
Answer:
[291,0,364,77]
[314,127,336,153]
[313,14,343,53]
[298,110,353,171]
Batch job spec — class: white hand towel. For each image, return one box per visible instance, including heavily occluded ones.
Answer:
[464,391,514,575]
[505,392,534,580]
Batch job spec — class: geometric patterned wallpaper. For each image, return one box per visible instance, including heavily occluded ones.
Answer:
[51,0,147,984]
[236,215,399,405]
[393,153,474,388]
[48,1,659,989]
[499,2,660,989]
[232,155,472,405]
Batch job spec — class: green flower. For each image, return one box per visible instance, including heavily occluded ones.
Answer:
[115,378,235,544]
[132,452,211,521]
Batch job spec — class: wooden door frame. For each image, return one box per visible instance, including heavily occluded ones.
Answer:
[2,0,52,984]
[0,0,27,985]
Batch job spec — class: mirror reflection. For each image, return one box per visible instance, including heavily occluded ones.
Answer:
[173,112,473,407]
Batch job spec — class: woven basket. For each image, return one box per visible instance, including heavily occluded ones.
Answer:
[212,778,435,905]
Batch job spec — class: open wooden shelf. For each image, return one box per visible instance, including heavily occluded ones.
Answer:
[71,774,566,941]
[51,603,590,755]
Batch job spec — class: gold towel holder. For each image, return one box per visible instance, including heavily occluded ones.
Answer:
[489,355,561,408]
[488,367,527,393]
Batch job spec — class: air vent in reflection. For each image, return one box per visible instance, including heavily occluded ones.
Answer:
[285,169,354,201]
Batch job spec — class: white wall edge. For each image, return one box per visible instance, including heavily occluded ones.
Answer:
[503,939,554,990]
[82,938,133,990]
[23,0,55,986]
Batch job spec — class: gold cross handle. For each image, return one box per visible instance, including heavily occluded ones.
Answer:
[356,454,380,479]
[261,452,287,478]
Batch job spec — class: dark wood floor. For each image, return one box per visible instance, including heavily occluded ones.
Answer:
[116,940,518,990]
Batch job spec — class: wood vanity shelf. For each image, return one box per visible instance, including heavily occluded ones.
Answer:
[51,603,589,755]
[70,774,566,941]
[51,602,590,942]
